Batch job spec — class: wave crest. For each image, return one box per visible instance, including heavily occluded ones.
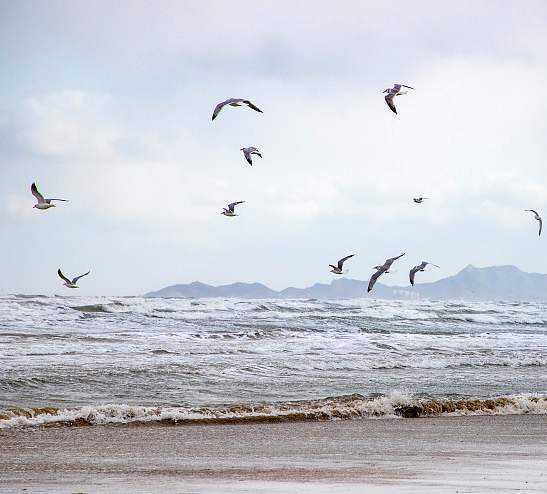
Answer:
[1,393,546,430]
[70,302,129,313]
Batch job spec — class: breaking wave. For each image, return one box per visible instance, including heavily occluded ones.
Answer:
[1,393,546,430]
[70,302,129,313]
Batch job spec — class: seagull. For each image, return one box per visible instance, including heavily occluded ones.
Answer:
[329,254,355,275]
[525,210,542,237]
[31,182,68,210]
[413,197,429,204]
[241,147,262,166]
[221,201,245,217]
[58,269,90,288]
[383,84,414,114]
[409,261,440,286]
[368,253,405,292]
[212,98,263,120]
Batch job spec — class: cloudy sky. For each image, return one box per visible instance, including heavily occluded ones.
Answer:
[1,1,546,295]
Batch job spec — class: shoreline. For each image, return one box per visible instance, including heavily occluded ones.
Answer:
[2,393,546,429]
[2,414,546,493]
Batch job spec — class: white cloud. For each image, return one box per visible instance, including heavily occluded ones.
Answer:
[14,91,120,159]
[6,193,33,219]
[1,2,547,293]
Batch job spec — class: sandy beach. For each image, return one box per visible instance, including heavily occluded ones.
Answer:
[1,414,546,493]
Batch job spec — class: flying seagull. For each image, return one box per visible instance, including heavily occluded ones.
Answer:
[221,201,245,217]
[413,197,429,204]
[241,147,262,166]
[329,254,355,275]
[409,261,440,286]
[368,253,405,293]
[31,182,68,210]
[383,84,414,114]
[58,268,90,288]
[212,98,262,121]
[525,209,542,237]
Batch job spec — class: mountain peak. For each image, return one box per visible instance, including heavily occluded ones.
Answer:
[457,264,524,276]
[189,281,209,287]
[460,264,476,273]
[145,265,547,301]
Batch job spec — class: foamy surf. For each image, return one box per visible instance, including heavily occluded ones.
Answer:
[2,295,547,419]
[1,393,546,430]
[70,302,131,313]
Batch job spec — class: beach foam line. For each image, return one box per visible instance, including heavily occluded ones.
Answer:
[1,393,546,429]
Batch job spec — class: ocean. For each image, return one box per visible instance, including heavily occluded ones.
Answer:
[1,295,546,428]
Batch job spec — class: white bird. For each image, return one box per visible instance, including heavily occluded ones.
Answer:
[329,254,355,274]
[58,269,90,288]
[413,197,429,204]
[31,182,68,210]
[409,261,440,286]
[241,147,262,166]
[221,201,245,217]
[383,84,414,114]
[525,209,542,237]
[368,253,405,292]
[212,98,262,120]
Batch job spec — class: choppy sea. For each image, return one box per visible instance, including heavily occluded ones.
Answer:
[1,295,546,428]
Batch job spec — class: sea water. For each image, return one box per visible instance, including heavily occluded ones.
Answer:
[1,295,546,428]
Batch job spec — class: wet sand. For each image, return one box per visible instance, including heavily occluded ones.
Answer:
[1,414,546,493]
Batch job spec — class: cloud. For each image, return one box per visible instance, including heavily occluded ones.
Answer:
[1,2,547,293]
[13,91,120,159]
[7,193,33,220]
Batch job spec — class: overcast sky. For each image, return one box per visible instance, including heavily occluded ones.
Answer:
[1,1,547,295]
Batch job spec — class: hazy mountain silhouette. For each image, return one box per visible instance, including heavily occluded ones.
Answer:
[145,265,547,301]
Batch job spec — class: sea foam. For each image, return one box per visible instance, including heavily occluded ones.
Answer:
[1,393,546,430]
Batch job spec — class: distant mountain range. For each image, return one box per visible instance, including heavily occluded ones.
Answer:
[144,265,547,301]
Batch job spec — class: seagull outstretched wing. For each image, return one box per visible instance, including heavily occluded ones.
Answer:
[228,201,245,213]
[525,210,543,236]
[368,269,384,292]
[72,271,90,284]
[409,266,420,286]
[385,94,397,114]
[57,269,71,284]
[386,253,405,267]
[31,183,46,204]
[243,149,253,165]
[212,98,238,120]
[337,254,355,270]
[244,100,262,113]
